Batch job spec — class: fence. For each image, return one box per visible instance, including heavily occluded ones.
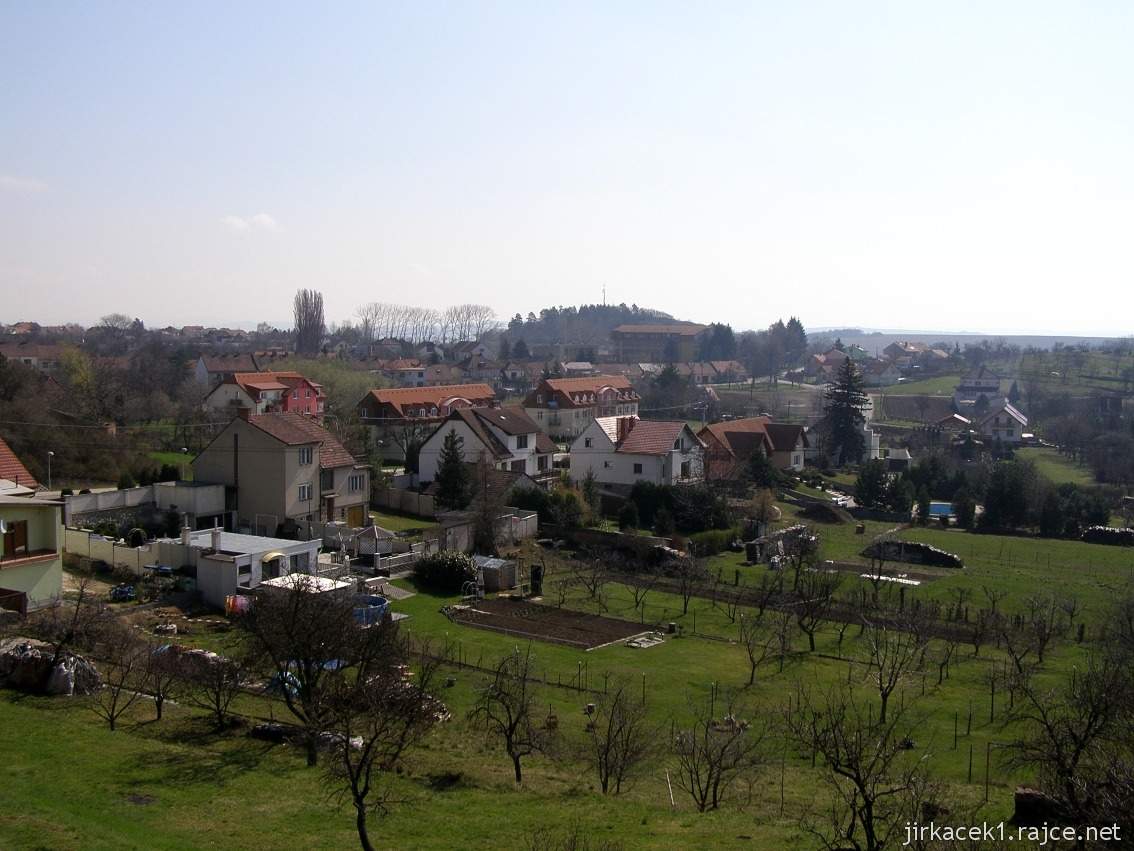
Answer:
[371,488,437,518]
[543,524,669,556]
[63,527,155,574]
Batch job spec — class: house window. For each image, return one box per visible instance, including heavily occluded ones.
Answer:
[633,463,643,475]
[680,461,691,478]
[349,473,365,492]
[584,438,592,448]
[516,435,528,449]
[511,460,525,472]
[292,390,298,399]
[298,483,313,501]
[603,461,612,469]
[537,454,548,471]
[298,446,313,465]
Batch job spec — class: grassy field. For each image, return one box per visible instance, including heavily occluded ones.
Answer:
[873,374,963,395]
[148,451,193,478]
[369,509,440,534]
[5,503,1131,849]
[1015,446,1095,486]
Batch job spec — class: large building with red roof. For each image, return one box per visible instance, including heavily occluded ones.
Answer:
[357,383,497,463]
[610,323,708,362]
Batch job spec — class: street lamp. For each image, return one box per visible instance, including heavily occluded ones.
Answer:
[47,450,54,491]
[181,447,189,481]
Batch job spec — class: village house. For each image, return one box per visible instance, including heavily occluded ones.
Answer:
[570,417,704,487]
[610,323,708,362]
[523,375,640,440]
[977,400,1029,445]
[202,371,325,418]
[698,416,809,474]
[883,340,929,368]
[357,383,496,462]
[0,494,63,612]
[417,406,557,484]
[953,365,1002,412]
[862,359,902,387]
[192,411,370,534]
[0,342,68,374]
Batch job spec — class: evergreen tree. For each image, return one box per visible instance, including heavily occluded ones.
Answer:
[823,359,869,466]
[498,338,511,359]
[784,317,808,364]
[854,460,887,508]
[434,429,471,511]
[951,488,976,529]
[915,487,932,525]
[512,339,530,359]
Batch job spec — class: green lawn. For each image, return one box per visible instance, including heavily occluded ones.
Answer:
[1015,446,1095,486]
[874,374,962,396]
[369,509,440,534]
[148,452,193,479]
[8,502,1132,849]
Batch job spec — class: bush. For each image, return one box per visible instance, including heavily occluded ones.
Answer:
[117,471,136,490]
[413,551,476,594]
[687,527,740,556]
[653,507,675,536]
[60,488,73,496]
[617,501,639,531]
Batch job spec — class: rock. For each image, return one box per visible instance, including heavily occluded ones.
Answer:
[1012,787,1065,826]
[154,623,178,636]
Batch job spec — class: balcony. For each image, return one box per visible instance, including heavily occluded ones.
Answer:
[0,548,58,569]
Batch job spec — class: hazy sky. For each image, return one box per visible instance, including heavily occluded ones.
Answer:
[2,2,1132,335]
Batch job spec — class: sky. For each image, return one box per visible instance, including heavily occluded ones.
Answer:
[2,1,1133,336]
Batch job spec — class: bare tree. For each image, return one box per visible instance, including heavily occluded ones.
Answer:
[1005,647,1134,831]
[738,613,776,686]
[859,619,927,723]
[770,610,795,673]
[783,527,820,593]
[795,569,843,652]
[573,559,608,611]
[627,572,658,611]
[583,678,656,795]
[981,585,1007,615]
[294,288,326,354]
[239,576,386,765]
[148,643,182,721]
[183,651,246,730]
[784,685,937,851]
[90,624,148,731]
[671,694,766,812]
[468,645,550,784]
[325,635,448,851]
[674,552,709,616]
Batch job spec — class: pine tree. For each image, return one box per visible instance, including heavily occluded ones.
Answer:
[513,339,530,359]
[434,429,471,511]
[824,359,869,466]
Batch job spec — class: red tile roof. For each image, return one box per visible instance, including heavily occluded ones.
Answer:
[524,375,639,409]
[362,384,496,418]
[698,417,774,460]
[246,413,358,468]
[0,436,38,488]
[614,419,701,456]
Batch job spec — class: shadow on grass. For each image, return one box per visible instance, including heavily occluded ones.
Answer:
[124,722,276,786]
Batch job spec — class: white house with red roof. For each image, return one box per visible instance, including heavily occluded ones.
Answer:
[417,406,557,484]
[523,375,641,439]
[569,416,704,487]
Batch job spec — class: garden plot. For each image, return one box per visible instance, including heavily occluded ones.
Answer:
[445,599,647,650]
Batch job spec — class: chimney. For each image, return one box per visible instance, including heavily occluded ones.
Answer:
[211,526,222,552]
[236,406,251,421]
[616,416,635,445]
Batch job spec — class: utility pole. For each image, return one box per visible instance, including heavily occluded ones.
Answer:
[47,450,54,491]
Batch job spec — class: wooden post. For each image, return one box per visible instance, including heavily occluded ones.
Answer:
[953,711,958,750]
[642,672,646,706]
[967,701,972,736]
[968,742,973,784]
[984,742,991,802]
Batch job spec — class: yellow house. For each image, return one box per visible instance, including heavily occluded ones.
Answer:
[0,495,64,612]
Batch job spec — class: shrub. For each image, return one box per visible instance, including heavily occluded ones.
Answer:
[117,471,136,490]
[617,501,639,531]
[413,551,477,593]
[60,488,74,496]
[653,507,675,536]
[687,527,739,557]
